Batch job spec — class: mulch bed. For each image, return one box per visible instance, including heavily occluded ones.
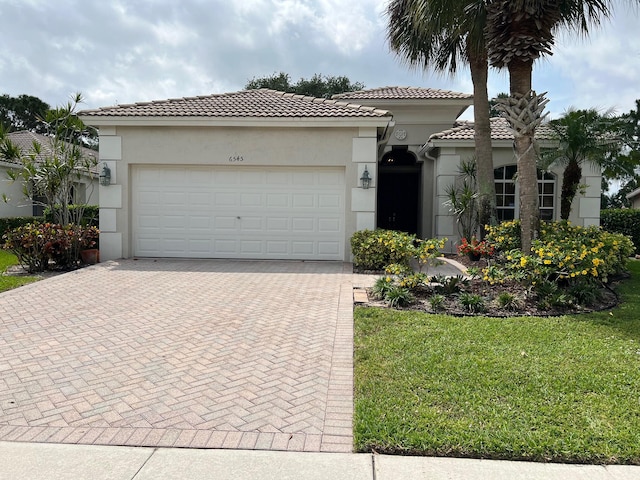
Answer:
[359,254,622,317]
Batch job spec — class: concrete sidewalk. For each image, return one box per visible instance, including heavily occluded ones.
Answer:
[1,442,637,480]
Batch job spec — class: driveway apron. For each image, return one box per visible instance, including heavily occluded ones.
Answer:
[0,259,354,452]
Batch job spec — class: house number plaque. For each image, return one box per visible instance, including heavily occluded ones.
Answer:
[229,155,244,162]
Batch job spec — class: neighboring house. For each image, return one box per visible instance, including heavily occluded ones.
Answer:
[79,87,601,262]
[0,130,99,217]
[626,187,640,209]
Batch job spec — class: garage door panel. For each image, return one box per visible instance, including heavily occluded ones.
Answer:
[240,193,262,206]
[292,218,314,232]
[292,242,314,255]
[266,194,289,207]
[266,171,289,185]
[214,192,236,206]
[318,242,341,255]
[214,217,237,230]
[318,218,341,232]
[239,241,263,255]
[132,166,344,260]
[239,217,263,231]
[292,171,315,186]
[267,217,289,231]
[319,194,341,208]
[292,194,315,208]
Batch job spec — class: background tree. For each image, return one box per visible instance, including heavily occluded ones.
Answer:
[489,93,509,117]
[0,94,50,134]
[601,99,640,207]
[386,0,497,234]
[245,72,364,98]
[485,0,622,252]
[1,93,97,226]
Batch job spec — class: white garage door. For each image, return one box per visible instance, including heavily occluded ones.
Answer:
[132,166,345,260]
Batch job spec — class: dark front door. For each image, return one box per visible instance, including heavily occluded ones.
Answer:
[377,151,421,234]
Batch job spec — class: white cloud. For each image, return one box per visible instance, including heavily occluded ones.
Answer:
[0,0,637,118]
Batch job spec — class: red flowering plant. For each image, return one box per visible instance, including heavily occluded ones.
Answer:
[457,237,494,258]
[80,226,99,250]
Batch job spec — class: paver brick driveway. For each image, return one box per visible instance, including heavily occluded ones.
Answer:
[0,259,354,452]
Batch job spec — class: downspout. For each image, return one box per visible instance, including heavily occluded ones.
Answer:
[418,141,441,242]
[377,119,395,157]
[418,141,439,162]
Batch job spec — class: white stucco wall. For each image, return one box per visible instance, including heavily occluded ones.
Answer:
[0,167,34,217]
[96,125,381,261]
[0,165,98,218]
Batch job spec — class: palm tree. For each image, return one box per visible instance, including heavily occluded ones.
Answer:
[485,0,626,252]
[542,108,627,220]
[386,0,497,234]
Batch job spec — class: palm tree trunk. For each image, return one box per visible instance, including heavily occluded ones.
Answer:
[469,50,496,238]
[509,59,539,254]
[561,159,582,220]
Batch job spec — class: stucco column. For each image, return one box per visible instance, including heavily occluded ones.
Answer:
[97,127,123,260]
[350,129,377,232]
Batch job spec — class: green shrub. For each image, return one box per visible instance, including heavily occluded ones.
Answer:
[350,229,417,270]
[432,274,469,294]
[372,276,395,300]
[428,294,446,311]
[459,292,486,313]
[3,223,50,273]
[3,222,99,273]
[0,216,42,243]
[485,220,521,252]
[486,221,634,285]
[384,285,415,308]
[567,279,603,306]
[494,292,523,311]
[44,204,99,227]
[601,209,640,253]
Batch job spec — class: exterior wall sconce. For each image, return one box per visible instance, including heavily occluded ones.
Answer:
[99,162,111,186]
[360,166,371,189]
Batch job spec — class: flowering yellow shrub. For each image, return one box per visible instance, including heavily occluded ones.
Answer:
[485,221,634,284]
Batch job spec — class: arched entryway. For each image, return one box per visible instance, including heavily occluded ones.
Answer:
[377,148,421,235]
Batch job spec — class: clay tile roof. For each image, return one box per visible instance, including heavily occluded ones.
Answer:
[2,131,99,169]
[79,89,391,118]
[428,117,556,142]
[332,86,473,100]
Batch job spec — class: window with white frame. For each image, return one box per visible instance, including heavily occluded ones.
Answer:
[494,166,556,222]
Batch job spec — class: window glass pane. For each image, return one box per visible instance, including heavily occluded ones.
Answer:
[494,167,504,179]
[540,209,553,221]
[495,183,504,194]
[498,209,515,221]
[505,195,515,206]
[542,197,553,208]
[505,165,517,179]
[505,183,515,194]
[543,183,553,194]
[496,196,504,207]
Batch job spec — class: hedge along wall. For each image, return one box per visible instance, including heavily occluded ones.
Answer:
[601,209,640,253]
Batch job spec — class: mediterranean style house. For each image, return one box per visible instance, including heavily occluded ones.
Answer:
[78,87,601,262]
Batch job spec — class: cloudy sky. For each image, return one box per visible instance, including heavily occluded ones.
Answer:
[1,0,639,120]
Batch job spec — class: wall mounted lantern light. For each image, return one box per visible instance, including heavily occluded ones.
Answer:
[360,166,371,190]
[99,162,111,186]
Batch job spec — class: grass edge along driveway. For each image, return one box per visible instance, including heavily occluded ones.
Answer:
[354,260,640,465]
[0,250,38,292]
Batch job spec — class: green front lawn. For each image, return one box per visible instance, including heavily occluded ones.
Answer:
[355,260,640,464]
[0,250,39,292]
